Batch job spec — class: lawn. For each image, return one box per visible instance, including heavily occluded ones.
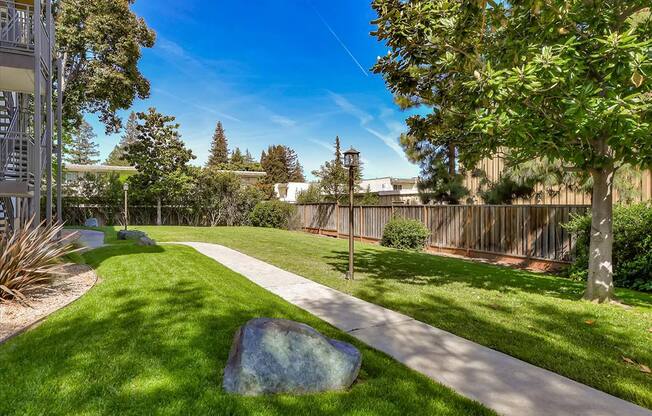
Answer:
[131,225,652,410]
[0,242,493,416]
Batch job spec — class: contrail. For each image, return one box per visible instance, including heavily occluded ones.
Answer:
[308,2,369,77]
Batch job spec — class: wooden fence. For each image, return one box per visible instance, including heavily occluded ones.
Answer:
[297,203,590,267]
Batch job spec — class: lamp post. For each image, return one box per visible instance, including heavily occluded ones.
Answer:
[343,147,360,280]
[123,183,129,231]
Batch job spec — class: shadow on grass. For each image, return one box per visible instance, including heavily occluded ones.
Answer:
[0,243,493,416]
[324,247,652,308]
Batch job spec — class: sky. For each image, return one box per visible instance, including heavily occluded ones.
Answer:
[87,0,421,180]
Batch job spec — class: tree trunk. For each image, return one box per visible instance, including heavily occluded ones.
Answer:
[584,167,616,302]
[448,143,456,175]
[157,197,162,226]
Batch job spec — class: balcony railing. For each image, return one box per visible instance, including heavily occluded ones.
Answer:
[0,1,52,54]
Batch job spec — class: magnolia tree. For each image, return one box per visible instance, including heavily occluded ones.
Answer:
[373,1,652,302]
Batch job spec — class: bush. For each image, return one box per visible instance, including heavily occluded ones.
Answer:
[249,201,298,230]
[381,216,430,251]
[566,203,652,291]
[0,218,77,300]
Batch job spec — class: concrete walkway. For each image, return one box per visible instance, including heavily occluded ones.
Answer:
[62,229,105,251]
[178,242,651,416]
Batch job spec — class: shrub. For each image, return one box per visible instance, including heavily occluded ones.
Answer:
[0,219,78,300]
[381,216,430,251]
[249,201,298,230]
[566,203,652,291]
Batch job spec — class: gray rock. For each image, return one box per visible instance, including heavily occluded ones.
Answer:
[117,229,147,240]
[223,318,361,396]
[137,236,156,246]
[84,218,99,227]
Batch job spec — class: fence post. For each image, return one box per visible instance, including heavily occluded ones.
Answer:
[360,206,364,240]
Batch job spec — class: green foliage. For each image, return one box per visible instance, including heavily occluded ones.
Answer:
[380,216,429,251]
[296,184,323,204]
[312,136,361,204]
[55,0,156,133]
[250,201,298,230]
[478,176,536,205]
[415,155,469,205]
[125,108,195,204]
[195,170,264,226]
[261,145,305,184]
[105,112,138,166]
[206,121,229,167]
[357,186,380,206]
[566,203,652,291]
[65,120,99,165]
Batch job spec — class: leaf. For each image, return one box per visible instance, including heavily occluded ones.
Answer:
[622,356,636,365]
[631,71,644,87]
[640,365,652,374]
[584,319,595,325]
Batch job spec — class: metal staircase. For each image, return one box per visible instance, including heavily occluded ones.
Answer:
[0,0,56,232]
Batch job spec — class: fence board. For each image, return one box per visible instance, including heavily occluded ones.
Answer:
[296,204,589,264]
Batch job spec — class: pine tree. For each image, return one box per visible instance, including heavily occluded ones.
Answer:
[206,121,229,167]
[312,136,361,203]
[105,112,138,166]
[260,145,305,184]
[230,147,245,165]
[65,120,100,165]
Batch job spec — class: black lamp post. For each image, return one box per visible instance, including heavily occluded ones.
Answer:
[343,147,360,280]
[123,182,129,231]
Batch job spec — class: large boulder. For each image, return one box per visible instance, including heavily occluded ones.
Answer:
[84,218,99,227]
[117,229,147,240]
[223,318,361,395]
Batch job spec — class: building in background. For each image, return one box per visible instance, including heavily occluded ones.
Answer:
[274,182,312,203]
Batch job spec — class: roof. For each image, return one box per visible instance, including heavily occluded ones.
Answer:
[65,164,137,173]
[215,170,267,177]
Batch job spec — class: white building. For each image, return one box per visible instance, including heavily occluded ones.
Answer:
[274,177,421,204]
[274,182,312,203]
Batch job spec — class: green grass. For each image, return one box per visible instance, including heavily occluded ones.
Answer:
[0,242,493,416]
[127,225,652,409]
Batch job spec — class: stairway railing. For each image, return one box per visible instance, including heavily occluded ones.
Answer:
[0,0,34,51]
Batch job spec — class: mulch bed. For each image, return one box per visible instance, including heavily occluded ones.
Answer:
[0,264,98,343]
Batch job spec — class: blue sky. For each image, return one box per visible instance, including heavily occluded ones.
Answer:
[88,0,420,180]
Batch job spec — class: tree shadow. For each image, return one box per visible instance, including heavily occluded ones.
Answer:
[0,244,493,416]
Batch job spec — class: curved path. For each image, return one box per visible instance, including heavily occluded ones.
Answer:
[177,241,651,416]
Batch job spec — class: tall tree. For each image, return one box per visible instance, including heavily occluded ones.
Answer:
[206,121,229,167]
[260,145,305,184]
[230,147,245,166]
[372,1,652,302]
[125,108,195,225]
[55,0,156,133]
[105,112,138,166]
[312,136,360,203]
[65,120,99,165]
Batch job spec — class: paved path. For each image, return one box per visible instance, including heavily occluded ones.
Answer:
[178,242,651,416]
[62,229,105,251]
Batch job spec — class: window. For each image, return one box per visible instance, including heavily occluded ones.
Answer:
[393,184,402,191]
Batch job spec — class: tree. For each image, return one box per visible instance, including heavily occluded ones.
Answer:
[206,121,229,168]
[312,136,361,203]
[296,184,323,204]
[125,108,195,225]
[372,1,652,302]
[230,147,245,165]
[260,145,305,184]
[65,120,99,165]
[55,0,156,133]
[105,112,138,166]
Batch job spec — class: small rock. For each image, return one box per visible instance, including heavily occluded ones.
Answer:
[223,318,361,396]
[137,236,156,246]
[84,218,99,227]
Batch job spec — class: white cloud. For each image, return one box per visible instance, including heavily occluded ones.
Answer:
[270,114,297,127]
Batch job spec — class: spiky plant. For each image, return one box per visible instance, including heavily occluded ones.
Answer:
[0,218,78,301]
